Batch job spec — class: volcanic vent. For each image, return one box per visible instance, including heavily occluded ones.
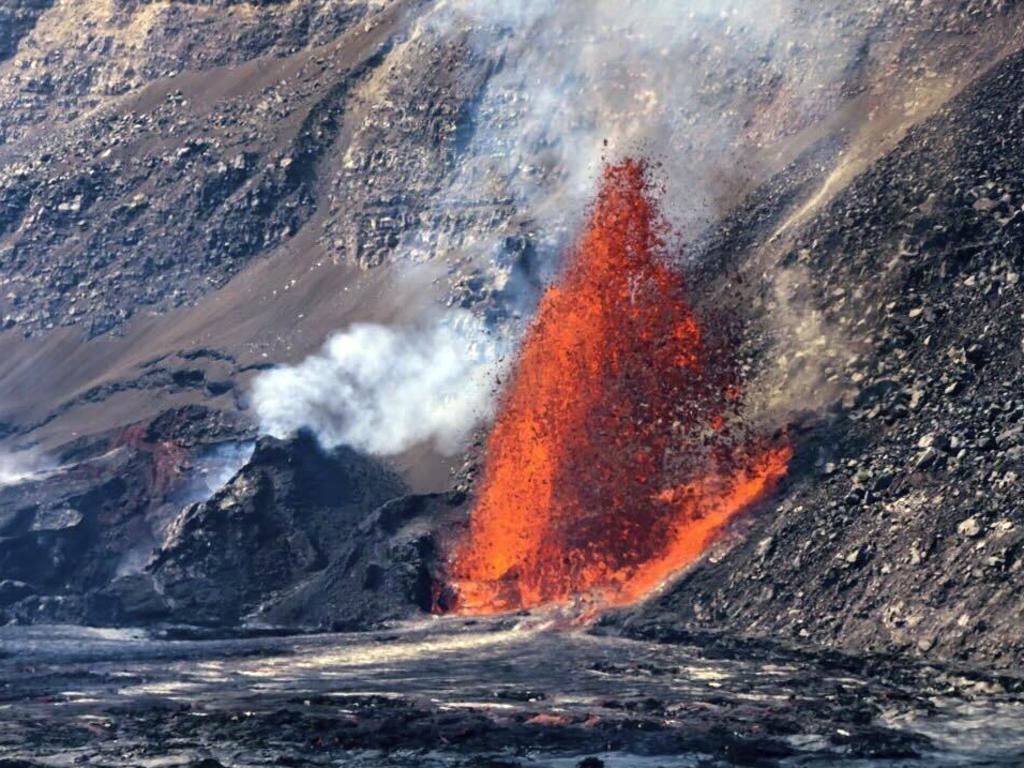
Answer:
[445,160,792,615]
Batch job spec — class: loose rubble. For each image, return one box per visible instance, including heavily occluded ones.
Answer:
[625,42,1024,671]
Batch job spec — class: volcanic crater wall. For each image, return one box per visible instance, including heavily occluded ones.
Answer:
[624,45,1024,671]
[0,0,1023,674]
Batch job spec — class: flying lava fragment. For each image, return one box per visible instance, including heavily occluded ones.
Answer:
[447,159,792,614]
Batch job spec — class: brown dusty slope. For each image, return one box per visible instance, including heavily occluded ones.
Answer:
[1,1,1021,475]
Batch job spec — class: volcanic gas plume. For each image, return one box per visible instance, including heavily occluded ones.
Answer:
[447,160,792,614]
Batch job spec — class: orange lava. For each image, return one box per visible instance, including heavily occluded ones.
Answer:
[447,159,791,614]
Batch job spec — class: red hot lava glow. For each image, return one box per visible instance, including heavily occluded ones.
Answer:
[447,159,792,615]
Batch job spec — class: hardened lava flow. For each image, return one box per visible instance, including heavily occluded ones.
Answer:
[444,159,792,615]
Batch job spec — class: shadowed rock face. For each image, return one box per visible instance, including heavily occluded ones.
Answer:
[0,415,453,631]
[259,492,467,631]
[0,0,55,64]
[0,404,252,624]
[149,432,409,627]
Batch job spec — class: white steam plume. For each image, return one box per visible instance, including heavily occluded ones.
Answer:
[253,312,508,456]
[254,2,880,458]
[0,446,53,486]
[423,0,861,263]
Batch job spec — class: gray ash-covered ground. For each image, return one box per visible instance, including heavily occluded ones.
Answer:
[3,620,1024,767]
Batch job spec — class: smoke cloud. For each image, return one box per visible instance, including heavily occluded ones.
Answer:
[0,447,52,486]
[255,2,880,458]
[253,312,508,456]
[426,0,861,259]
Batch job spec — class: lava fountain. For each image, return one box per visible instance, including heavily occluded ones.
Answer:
[447,159,792,615]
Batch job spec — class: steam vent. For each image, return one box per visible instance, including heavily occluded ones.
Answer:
[3,1,1024,765]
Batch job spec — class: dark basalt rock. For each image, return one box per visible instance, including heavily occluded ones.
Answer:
[259,491,467,630]
[623,44,1024,671]
[0,408,456,631]
[0,446,157,600]
[0,405,254,626]
[148,432,409,627]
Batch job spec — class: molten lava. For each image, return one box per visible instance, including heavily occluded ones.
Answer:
[448,159,791,614]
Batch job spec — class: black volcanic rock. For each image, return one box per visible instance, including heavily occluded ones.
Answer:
[149,433,408,627]
[0,419,458,631]
[623,44,1024,671]
[0,405,254,625]
[0,445,160,599]
[260,492,467,630]
[0,407,453,631]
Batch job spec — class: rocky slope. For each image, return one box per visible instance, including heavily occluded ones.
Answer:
[0,1,391,337]
[148,432,409,627]
[0,404,254,624]
[257,491,465,629]
[2,0,1020,456]
[2,0,1024,675]
[0,425,433,629]
[623,43,1024,671]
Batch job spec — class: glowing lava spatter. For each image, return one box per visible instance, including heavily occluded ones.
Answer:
[448,159,791,615]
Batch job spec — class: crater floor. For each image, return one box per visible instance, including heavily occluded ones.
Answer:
[2,620,1023,767]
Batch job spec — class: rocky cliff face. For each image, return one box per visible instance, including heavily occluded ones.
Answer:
[1,0,1024,674]
[0,404,254,625]
[0,425,433,630]
[149,432,411,627]
[623,45,1024,670]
